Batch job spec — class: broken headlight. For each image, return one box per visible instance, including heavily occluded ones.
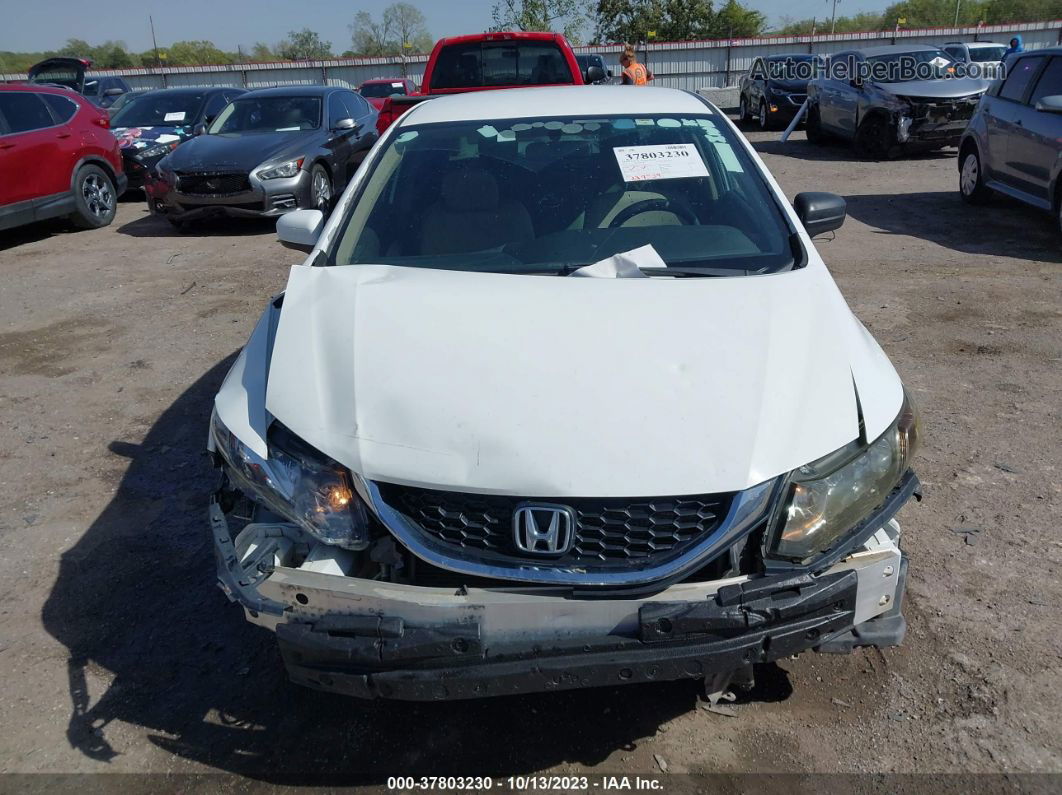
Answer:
[210,411,370,550]
[769,391,920,562]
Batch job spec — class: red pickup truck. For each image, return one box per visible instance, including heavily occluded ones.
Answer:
[376,31,598,135]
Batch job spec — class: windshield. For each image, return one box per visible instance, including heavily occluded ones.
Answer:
[331,113,795,277]
[970,45,1007,62]
[207,96,320,133]
[765,55,820,80]
[431,41,575,89]
[111,92,205,128]
[867,49,955,82]
[361,82,407,98]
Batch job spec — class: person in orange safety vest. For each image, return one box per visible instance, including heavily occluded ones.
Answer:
[619,45,654,85]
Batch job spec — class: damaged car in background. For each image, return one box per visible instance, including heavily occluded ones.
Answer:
[208,86,921,701]
[806,44,989,157]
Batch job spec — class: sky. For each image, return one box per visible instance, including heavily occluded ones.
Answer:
[2,0,891,53]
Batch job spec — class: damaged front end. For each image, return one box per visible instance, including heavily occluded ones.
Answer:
[893,92,983,148]
[207,403,921,701]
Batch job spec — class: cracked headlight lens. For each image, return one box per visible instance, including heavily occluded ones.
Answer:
[210,411,370,550]
[770,391,920,561]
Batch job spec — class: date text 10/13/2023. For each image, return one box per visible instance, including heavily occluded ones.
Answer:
[386,775,665,791]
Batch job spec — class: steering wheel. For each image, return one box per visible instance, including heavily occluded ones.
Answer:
[607,197,699,228]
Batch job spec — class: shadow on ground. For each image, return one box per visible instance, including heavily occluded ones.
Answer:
[750,133,958,165]
[41,356,795,781]
[842,190,1061,262]
[117,213,277,239]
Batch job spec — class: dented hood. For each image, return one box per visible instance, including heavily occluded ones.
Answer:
[262,263,903,497]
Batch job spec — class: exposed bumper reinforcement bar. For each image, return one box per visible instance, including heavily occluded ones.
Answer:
[276,569,863,700]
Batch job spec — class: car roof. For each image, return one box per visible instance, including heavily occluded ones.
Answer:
[964,41,1006,48]
[400,85,710,127]
[1014,46,1062,58]
[0,82,85,97]
[434,31,566,48]
[361,77,407,84]
[853,44,944,57]
[240,85,339,99]
[132,86,237,98]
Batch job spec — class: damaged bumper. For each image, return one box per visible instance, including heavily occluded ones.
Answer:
[209,494,910,701]
[895,95,982,147]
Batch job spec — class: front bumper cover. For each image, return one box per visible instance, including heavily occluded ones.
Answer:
[209,474,914,700]
[146,167,312,220]
[277,567,878,701]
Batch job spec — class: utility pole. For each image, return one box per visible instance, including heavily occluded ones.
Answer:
[150,15,161,68]
[954,0,962,26]
[830,0,839,35]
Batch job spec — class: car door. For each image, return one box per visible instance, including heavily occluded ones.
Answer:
[340,91,378,180]
[323,91,358,188]
[1006,55,1062,206]
[988,54,1047,190]
[39,92,83,194]
[0,91,64,207]
[820,52,860,137]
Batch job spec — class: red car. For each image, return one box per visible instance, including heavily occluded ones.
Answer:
[357,78,417,111]
[375,32,589,135]
[0,83,126,232]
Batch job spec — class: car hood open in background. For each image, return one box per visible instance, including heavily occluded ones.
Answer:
[252,263,904,498]
[163,131,311,173]
[27,56,87,93]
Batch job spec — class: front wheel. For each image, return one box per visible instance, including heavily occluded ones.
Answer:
[758,101,770,131]
[69,165,117,229]
[959,148,993,205]
[805,103,825,144]
[854,115,896,160]
[738,95,750,124]
[310,164,332,215]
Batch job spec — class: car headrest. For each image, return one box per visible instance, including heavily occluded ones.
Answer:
[441,168,499,212]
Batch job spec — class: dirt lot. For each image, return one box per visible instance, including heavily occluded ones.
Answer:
[0,125,1059,788]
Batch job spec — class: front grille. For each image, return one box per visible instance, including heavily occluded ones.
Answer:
[176,172,250,196]
[376,483,734,569]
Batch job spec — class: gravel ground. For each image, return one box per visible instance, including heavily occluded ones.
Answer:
[0,124,1059,787]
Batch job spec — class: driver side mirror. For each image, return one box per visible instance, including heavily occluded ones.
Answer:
[585,65,606,83]
[277,209,324,253]
[193,123,207,136]
[794,192,846,237]
[1035,94,1062,113]
[103,87,125,97]
[333,117,357,131]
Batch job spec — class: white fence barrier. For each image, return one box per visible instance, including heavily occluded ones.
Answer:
[3,20,1059,93]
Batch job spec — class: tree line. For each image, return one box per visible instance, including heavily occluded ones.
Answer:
[2,0,1059,74]
[776,0,1062,35]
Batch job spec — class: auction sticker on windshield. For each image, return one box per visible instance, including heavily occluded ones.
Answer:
[614,143,709,182]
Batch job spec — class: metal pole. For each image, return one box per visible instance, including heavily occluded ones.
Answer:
[954,0,961,26]
[830,0,839,35]
[150,15,161,69]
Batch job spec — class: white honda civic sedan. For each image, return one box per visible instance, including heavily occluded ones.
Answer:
[207,85,921,701]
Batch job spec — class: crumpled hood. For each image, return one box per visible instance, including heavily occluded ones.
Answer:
[165,131,310,173]
[880,76,989,99]
[260,263,903,497]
